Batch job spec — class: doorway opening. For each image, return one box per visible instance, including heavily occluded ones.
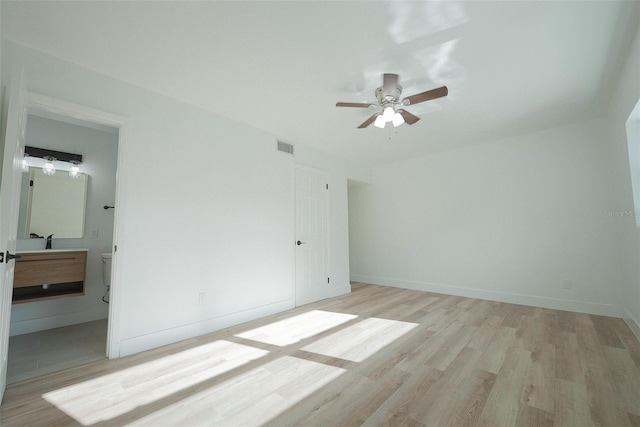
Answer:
[626,98,640,227]
[346,177,371,288]
[6,99,120,384]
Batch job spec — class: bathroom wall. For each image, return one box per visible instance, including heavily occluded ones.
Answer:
[10,114,118,335]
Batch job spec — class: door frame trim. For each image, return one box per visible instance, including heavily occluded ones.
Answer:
[26,92,127,359]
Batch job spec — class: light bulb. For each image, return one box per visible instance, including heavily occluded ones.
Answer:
[21,155,29,173]
[43,158,56,176]
[392,112,405,127]
[374,115,386,129]
[69,164,80,178]
[382,106,395,122]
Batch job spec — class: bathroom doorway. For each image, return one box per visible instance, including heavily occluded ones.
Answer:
[6,94,123,384]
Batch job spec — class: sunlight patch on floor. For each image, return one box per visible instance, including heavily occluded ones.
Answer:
[235,310,357,346]
[131,355,346,426]
[42,340,268,425]
[39,313,415,425]
[302,317,418,362]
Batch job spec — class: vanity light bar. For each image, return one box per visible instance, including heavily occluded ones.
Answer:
[25,146,83,164]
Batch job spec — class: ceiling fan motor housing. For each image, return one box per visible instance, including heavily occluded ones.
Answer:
[378,73,403,106]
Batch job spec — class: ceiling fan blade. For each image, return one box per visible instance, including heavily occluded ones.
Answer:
[358,113,379,128]
[398,109,420,125]
[402,86,448,106]
[336,102,374,108]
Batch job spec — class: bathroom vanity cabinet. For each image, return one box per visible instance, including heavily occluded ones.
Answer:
[12,249,88,303]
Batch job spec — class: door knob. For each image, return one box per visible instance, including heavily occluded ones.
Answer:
[296,240,306,246]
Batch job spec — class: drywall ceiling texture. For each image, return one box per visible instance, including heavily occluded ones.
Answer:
[2,1,638,165]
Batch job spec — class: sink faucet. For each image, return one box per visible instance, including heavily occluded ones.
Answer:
[46,234,54,250]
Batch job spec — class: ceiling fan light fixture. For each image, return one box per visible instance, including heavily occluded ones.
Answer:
[392,112,405,127]
[382,106,395,122]
[336,73,448,129]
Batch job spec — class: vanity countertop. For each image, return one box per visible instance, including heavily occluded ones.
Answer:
[17,248,89,254]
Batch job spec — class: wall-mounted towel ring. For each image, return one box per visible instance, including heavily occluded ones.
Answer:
[103,205,115,210]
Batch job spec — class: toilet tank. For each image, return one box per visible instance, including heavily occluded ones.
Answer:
[101,253,112,287]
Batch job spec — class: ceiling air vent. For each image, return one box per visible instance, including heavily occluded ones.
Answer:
[277,141,294,155]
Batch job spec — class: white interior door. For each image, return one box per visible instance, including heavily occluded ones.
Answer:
[295,167,329,306]
[0,70,28,402]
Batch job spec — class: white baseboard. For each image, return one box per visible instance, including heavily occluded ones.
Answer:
[350,275,622,318]
[10,310,108,336]
[622,308,640,341]
[118,298,295,357]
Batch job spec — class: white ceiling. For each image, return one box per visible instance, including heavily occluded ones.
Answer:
[2,1,638,165]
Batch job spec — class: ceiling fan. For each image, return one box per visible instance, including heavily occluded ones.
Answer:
[336,73,448,129]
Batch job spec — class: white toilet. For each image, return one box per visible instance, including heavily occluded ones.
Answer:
[101,253,112,303]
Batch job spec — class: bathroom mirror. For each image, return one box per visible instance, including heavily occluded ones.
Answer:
[17,167,89,239]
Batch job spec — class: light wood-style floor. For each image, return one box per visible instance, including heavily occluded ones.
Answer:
[1,283,639,426]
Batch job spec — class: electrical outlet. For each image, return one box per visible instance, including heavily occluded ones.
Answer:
[198,292,206,305]
[89,228,99,239]
[563,279,572,290]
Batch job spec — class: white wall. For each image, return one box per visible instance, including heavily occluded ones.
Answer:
[1,40,370,356]
[605,24,640,337]
[350,118,623,316]
[10,115,118,335]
